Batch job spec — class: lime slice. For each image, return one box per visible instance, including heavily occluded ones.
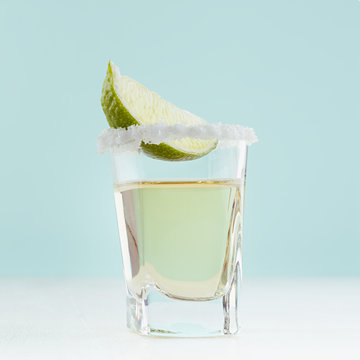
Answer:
[101,61,217,161]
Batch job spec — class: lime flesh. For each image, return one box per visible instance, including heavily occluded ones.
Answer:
[101,61,217,161]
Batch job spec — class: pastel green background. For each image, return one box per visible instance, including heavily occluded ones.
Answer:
[0,0,359,276]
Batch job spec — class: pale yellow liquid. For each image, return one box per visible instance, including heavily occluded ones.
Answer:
[114,181,243,300]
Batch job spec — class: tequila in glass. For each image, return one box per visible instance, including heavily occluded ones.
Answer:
[114,180,244,301]
[110,143,248,336]
[99,59,257,337]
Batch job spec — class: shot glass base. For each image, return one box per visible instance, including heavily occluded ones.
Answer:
[126,272,239,337]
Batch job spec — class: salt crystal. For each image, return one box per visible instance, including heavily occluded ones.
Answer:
[97,123,258,154]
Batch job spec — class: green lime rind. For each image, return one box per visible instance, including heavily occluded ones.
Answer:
[142,141,217,162]
[101,62,139,129]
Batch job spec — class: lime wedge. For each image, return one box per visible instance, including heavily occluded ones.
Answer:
[101,61,217,161]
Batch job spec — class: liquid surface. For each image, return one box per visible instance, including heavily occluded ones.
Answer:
[114,181,243,300]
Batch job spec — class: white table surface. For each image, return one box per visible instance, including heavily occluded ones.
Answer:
[0,278,359,360]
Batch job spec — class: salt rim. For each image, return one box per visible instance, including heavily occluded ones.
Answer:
[97,123,258,154]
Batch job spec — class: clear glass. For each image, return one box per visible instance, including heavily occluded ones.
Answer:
[111,142,248,337]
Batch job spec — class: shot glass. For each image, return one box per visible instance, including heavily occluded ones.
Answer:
[110,141,248,337]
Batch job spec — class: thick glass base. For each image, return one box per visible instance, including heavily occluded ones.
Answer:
[126,270,240,337]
